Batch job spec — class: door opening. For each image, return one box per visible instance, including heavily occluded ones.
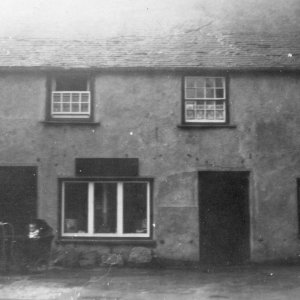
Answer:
[199,171,250,265]
[0,166,37,235]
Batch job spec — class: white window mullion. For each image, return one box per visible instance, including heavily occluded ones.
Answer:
[79,92,82,113]
[214,100,216,120]
[117,182,123,235]
[70,93,73,113]
[147,183,150,235]
[61,182,65,235]
[88,182,94,235]
[60,93,63,112]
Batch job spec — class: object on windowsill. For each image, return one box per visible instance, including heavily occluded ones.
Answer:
[135,218,147,233]
[65,218,78,233]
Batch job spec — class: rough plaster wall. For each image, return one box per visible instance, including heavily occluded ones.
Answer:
[231,74,300,261]
[0,71,299,262]
[95,73,245,261]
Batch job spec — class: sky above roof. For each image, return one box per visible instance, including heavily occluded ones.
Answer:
[0,0,299,39]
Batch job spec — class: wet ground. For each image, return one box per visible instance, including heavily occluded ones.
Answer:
[1,265,300,299]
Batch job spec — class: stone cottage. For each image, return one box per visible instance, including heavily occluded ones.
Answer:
[0,30,299,265]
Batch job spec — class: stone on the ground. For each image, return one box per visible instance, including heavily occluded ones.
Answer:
[101,253,124,266]
[52,247,80,268]
[128,247,152,264]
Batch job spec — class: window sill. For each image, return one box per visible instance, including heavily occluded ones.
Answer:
[41,121,100,126]
[177,124,237,129]
[57,237,156,246]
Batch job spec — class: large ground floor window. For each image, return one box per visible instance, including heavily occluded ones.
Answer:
[60,178,152,238]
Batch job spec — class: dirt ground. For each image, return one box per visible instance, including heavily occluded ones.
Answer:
[1,264,300,299]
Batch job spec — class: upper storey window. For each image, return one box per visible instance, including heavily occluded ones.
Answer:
[48,74,93,121]
[183,76,227,124]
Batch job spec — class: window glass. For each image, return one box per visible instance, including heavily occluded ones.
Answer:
[184,76,226,123]
[94,183,117,233]
[196,88,204,98]
[206,88,214,98]
[215,78,224,88]
[64,182,88,233]
[123,182,147,234]
[216,88,224,98]
[61,180,150,237]
[49,74,92,120]
[205,78,215,88]
[186,88,196,98]
[56,75,88,91]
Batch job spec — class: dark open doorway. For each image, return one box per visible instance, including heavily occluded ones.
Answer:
[0,166,37,235]
[199,171,250,265]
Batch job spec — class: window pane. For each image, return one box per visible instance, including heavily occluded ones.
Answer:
[72,103,80,112]
[185,101,195,109]
[64,182,88,233]
[81,103,89,112]
[216,111,225,120]
[215,78,224,87]
[94,183,117,233]
[56,75,88,91]
[185,77,195,88]
[186,110,195,120]
[205,88,214,98]
[216,88,224,98]
[196,102,205,109]
[62,94,71,102]
[195,77,205,87]
[206,110,215,120]
[216,103,224,109]
[196,88,205,98]
[81,94,89,102]
[206,101,215,109]
[205,78,215,88]
[123,183,148,234]
[195,110,205,120]
[186,88,196,98]
[53,94,61,102]
[53,103,61,112]
[72,94,80,102]
[62,103,71,112]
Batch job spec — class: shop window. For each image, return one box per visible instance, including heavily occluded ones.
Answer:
[60,179,152,238]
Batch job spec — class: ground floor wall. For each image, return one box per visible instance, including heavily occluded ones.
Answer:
[0,156,300,265]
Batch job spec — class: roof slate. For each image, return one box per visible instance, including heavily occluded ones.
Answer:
[0,31,299,70]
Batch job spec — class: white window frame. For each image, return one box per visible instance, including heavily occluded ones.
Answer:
[184,76,227,123]
[61,180,151,238]
[50,77,91,119]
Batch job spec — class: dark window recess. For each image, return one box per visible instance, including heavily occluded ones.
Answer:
[64,182,88,233]
[0,167,37,235]
[55,74,88,91]
[75,158,139,177]
[123,182,147,233]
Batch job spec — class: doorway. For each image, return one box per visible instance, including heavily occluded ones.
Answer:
[199,171,250,265]
[0,166,37,235]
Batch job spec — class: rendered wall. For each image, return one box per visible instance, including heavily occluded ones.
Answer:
[0,71,299,262]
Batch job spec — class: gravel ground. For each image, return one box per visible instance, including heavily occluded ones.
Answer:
[1,265,300,299]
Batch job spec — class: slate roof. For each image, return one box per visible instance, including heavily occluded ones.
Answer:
[0,31,299,70]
